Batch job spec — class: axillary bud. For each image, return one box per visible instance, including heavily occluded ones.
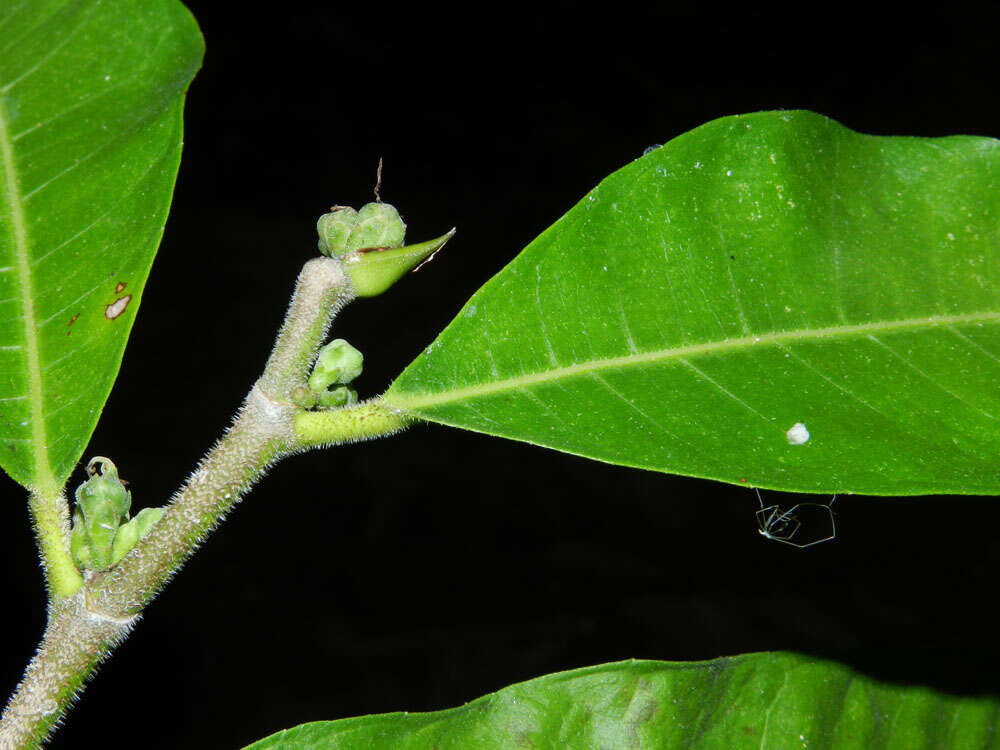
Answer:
[70,457,165,571]
[70,457,132,571]
[317,202,406,258]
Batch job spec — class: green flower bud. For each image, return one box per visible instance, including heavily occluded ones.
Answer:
[344,202,406,252]
[343,229,455,297]
[110,506,166,566]
[308,339,363,393]
[316,202,406,258]
[70,457,132,571]
[317,385,358,408]
[317,206,359,257]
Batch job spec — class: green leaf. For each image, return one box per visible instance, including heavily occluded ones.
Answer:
[0,0,203,489]
[245,653,1000,749]
[385,111,1000,495]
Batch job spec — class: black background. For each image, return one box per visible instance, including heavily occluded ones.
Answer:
[3,3,1000,748]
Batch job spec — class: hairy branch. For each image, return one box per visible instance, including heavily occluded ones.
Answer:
[0,256,411,748]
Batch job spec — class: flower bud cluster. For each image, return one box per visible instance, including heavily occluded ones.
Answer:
[316,202,454,298]
[317,203,406,258]
[70,457,164,571]
[305,339,364,408]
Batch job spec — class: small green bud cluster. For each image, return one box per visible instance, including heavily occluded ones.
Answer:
[70,457,165,572]
[316,201,455,298]
[317,203,407,258]
[304,339,364,408]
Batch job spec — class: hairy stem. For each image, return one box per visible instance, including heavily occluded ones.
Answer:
[0,594,135,748]
[0,255,410,748]
[258,257,354,400]
[293,399,413,449]
[26,486,83,598]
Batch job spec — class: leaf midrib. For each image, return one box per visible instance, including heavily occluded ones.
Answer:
[0,94,53,489]
[387,310,1000,409]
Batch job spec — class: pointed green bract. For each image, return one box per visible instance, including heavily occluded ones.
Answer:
[0,0,204,489]
[245,653,1000,749]
[344,230,455,297]
[385,112,1000,495]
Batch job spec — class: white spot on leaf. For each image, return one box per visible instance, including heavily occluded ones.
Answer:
[786,422,810,445]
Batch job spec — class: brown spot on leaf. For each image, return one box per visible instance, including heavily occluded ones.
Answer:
[67,313,79,335]
[115,281,126,294]
[105,295,132,320]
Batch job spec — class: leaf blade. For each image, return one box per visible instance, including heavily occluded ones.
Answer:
[0,0,203,488]
[385,111,1000,495]
[244,653,1000,749]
